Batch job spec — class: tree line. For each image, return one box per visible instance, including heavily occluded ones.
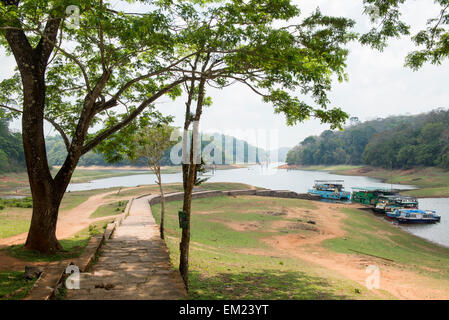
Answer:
[45,133,267,167]
[0,118,24,173]
[286,109,449,170]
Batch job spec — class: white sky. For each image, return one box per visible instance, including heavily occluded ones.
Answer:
[1,0,448,149]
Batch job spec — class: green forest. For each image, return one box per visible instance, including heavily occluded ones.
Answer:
[0,119,25,173]
[47,133,266,167]
[286,108,449,170]
[0,125,269,172]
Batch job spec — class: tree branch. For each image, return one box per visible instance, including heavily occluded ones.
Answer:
[0,104,71,151]
[81,78,188,154]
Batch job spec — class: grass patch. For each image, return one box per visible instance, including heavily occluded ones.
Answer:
[0,271,37,300]
[152,195,375,299]
[7,220,111,262]
[0,211,31,238]
[153,196,316,250]
[90,200,128,218]
[323,208,449,279]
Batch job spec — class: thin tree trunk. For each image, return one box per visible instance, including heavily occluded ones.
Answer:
[156,168,166,239]
[179,71,207,290]
[179,162,196,289]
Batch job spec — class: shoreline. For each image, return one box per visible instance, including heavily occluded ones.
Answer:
[279,164,449,198]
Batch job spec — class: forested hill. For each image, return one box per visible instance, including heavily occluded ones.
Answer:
[46,133,268,167]
[286,108,449,170]
[0,119,25,173]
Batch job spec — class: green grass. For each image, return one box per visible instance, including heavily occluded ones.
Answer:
[323,208,449,279]
[402,186,449,198]
[109,182,260,199]
[0,213,31,238]
[152,195,377,299]
[90,200,128,218]
[0,271,37,300]
[6,220,111,262]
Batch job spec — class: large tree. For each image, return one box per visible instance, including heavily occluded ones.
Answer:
[0,0,203,253]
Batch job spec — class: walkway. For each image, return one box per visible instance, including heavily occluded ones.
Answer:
[65,195,187,300]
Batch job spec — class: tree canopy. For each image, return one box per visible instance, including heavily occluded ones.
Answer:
[362,0,449,69]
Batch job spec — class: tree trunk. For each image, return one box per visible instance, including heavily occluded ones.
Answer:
[179,162,196,290]
[179,74,206,291]
[4,16,66,253]
[156,169,166,240]
[24,194,63,253]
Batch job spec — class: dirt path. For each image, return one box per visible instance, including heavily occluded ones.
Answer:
[260,202,449,300]
[0,190,124,249]
[0,189,131,272]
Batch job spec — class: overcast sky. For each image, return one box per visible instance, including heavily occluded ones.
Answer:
[1,0,448,149]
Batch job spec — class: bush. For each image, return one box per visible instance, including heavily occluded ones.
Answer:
[0,197,33,209]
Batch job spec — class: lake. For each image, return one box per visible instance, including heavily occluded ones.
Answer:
[67,163,413,193]
[66,164,448,248]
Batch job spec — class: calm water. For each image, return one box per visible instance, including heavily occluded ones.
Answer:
[67,163,413,193]
[400,198,449,248]
[66,164,448,247]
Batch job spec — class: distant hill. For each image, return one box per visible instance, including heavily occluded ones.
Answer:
[286,108,449,170]
[0,119,25,173]
[46,132,268,167]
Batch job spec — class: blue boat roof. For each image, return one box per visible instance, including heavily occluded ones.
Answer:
[397,209,435,214]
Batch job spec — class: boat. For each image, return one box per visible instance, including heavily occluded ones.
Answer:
[386,209,441,224]
[375,195,418,213]
[351,187,398,206]
[308,180,351,200]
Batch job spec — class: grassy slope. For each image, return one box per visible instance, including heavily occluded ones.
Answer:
[152,196,380,300]
[90,200,128,218]
[288,165,449,198]
[0,208,31,238]
[323,208,449,279]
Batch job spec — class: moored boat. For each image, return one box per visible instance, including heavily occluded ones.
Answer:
[386,209,441,224]
[351,187,397,206]
[308,180,351,200]
[376,195,418,213]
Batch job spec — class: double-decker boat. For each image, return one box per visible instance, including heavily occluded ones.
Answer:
[386,209,441,224]
[375,195,418,213]
[308,180,351,200]
[351,187,398,206]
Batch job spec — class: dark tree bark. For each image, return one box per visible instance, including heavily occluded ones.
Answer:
[3,14,69,253]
